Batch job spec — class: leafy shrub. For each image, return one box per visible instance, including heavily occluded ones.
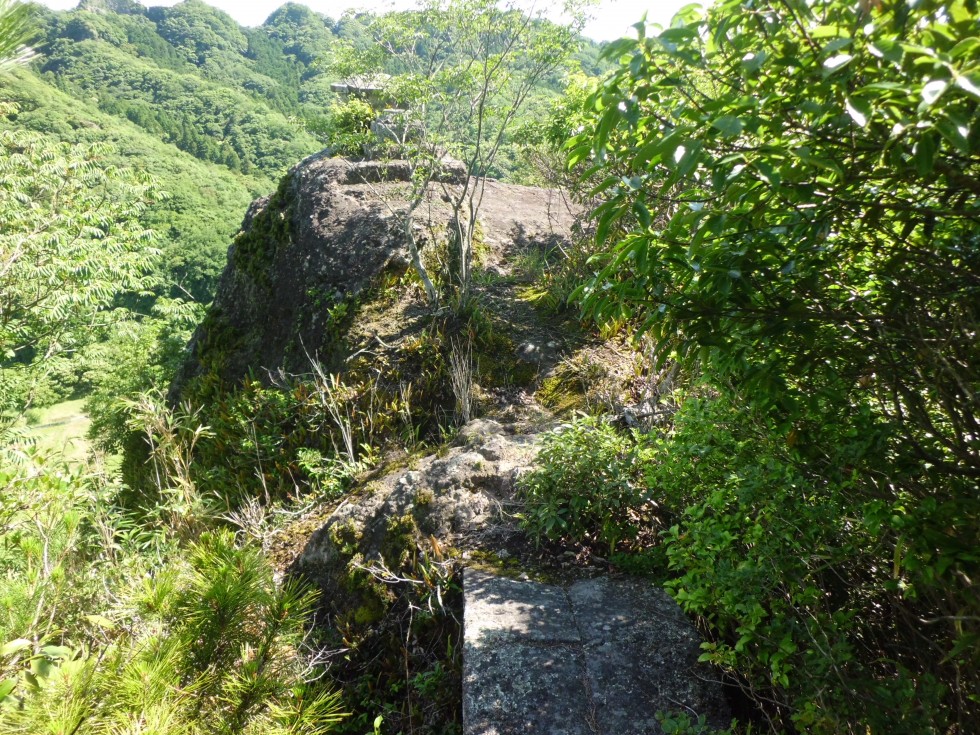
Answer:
[0,122,160,428]
[323,98,375,156]
[0,457,112,648]
[647,395,973,734]
[519,417,654,552]
[124,378,347,512]
[561,0,979,730]
[657,711,738,735]
[84,298,204,454]
[520,391,978,732]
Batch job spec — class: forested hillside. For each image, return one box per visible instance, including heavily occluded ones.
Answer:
[9,0,607,301]
[14,0,336,301]
[2,69,256,300]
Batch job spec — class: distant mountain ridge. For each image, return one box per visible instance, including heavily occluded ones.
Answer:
[33,0,334,176]
[12,0,349,299]
[9,0,610,300]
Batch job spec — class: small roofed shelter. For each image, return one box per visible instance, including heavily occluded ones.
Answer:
[330,75,394,110]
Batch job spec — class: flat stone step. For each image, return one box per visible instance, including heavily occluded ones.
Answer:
[462,569,729,735]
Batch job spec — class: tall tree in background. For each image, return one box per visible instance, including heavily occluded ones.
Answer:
[332,0,589,306]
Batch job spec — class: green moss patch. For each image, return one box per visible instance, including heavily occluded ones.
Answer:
[536,373,586,414]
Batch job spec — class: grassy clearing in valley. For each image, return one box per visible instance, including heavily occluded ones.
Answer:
[22,399,91,462]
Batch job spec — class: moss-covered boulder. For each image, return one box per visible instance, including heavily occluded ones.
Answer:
[171,152,576,397]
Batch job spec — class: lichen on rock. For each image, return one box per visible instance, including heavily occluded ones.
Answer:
[292,419,539,601]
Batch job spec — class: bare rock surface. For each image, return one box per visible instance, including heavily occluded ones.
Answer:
[293,420,539,594]
[173,154,575,391]
[463,569,730,735]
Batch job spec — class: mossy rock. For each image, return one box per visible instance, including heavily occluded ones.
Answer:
[232,175,294,288]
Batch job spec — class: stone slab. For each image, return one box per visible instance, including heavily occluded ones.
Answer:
[464,642,592,735]
[465,569,580,645]
[463,569,730,735]
[571,579,728,734]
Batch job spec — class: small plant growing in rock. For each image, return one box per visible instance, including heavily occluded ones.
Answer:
[518,417,655,554]
[323,98,376,157]
[448,337,474,426]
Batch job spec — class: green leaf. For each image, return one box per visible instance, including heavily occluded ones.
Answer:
[0,639,31,657]
[39,645,73,661]
[914,133,937,176]
[594,107,620,154]
[711,115,744,137]
[845,97,871,128]
[868,40,903,63]
[84,614,116,630]
[949,37,980,59]
[659,27,698,44]
[634,201,652,229]
[567,142,592,169]
[823,54,853,74]
[741,51,766,74]
[954,73,980,99]
[936,117,971,154]
[0,679,15,701]
[601,37,637,62]
[920,79,949,107]
[633,138,665,168]
[595,203,625,246]
[811,25,848,39]
[30,657,52,679]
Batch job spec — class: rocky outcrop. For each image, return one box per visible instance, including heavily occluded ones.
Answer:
[292,419,537,600]
[290,417,730,734]
[171,153,574,394]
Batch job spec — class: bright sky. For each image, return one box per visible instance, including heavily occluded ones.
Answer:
[31,0,701,41]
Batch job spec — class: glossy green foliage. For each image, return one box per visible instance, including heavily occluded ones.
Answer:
[560,2,980,729]
[572,0,979,456]
[527,392,978,732]
[644,395,959,733]
[519,417,653,552]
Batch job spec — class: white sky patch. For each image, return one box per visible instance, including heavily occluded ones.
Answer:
[33,0,705,40]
